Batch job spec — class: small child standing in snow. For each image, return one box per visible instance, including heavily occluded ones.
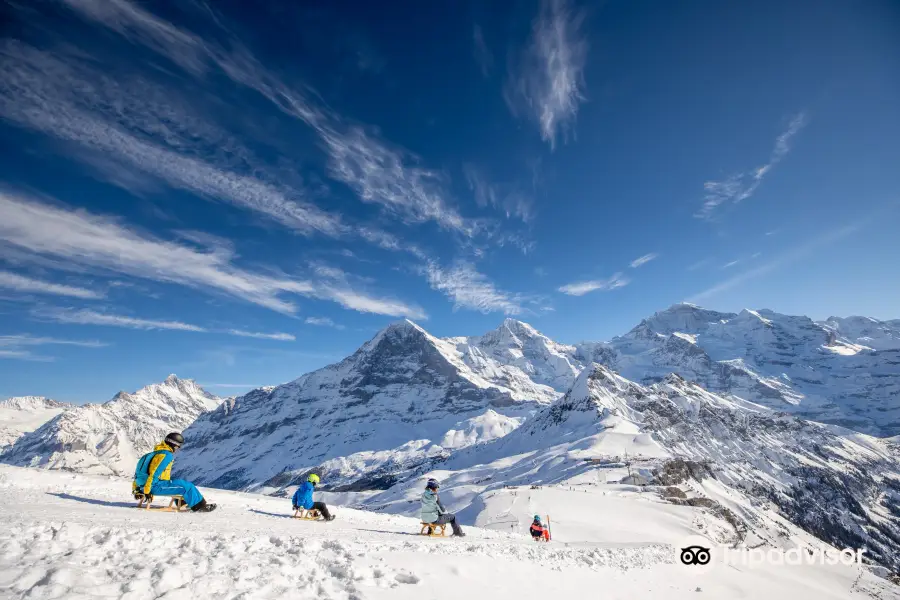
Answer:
[529,515,550,541]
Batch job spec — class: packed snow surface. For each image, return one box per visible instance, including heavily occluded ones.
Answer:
[1,464,896,600]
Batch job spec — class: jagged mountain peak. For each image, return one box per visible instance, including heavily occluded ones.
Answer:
[2,376,222,475]
[625,303,735,338]
[0,396,68,411]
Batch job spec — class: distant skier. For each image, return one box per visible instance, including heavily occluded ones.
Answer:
[420,478,465,537]
[132,432,216,512]
[292,473,335,521]
[529,515,550,541]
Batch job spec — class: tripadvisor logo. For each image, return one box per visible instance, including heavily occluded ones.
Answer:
[675,535,866,574]
[680,545,711,566]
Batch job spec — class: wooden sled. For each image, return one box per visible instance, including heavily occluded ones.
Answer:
[293,508,322,521]
[419,523,446,537]
[136,495,188,512]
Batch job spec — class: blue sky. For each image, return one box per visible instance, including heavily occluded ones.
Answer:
[1,0,898,403]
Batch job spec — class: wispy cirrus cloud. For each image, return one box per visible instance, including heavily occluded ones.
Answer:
[305,317,345,330]
[463,164,533,223]
[472,25,493,78]
[50,0,493,242]
[629,253,658,269]
[688,222,864,303]
[225,330,295,341]
[425,262,529,315]
[0,333,107,362]
[558,273,629,296]
[0,192,425,318]
[37,308,206,332]
[0,43,348,239]
[36,307,295,340]
[697,112,808,221]
[319,125,471,234]
[722,260,740,269]
[505,0,588,148]
[0,270,102,299]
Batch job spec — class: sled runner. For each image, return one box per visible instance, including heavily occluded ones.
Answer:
[293,508,322,520]
[136,494,188,512]
[419,523,447,537]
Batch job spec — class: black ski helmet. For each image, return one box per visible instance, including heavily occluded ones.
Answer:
[165,432,184,449]
[426,478,440,490]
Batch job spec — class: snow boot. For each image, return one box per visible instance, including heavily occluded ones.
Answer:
[452,532,466,538]
[191,499,217,513]
[326,515,336,522]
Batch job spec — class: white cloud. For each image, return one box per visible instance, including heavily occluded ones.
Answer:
[0,332,107,361]
[697,112,808,221]
[687,258,712,271]
[319,125,471,234]
[722,260,740,269]
[558,273,629,296]
[0,334,107,348]
[426,262,526,315]
[0,270,101,299]
[505,0,588,148]
[305,317,345,330]
[226,330,295,341]
[688,223,864,303]
[463,164,533,222]
[473,25,493,78]
[325,287,427,320]
[629,253,658,269]
[0,192,424,318]
[40,309,206,331]
[37,308,295,340]
[49,1,488,240]
[0,44,348,239]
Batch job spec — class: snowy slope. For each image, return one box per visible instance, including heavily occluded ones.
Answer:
[0,375,221,475]
[355,365,900,572]
[0,396,71,451]
[2,464,896,600]
[176,321,555,491]
[578,304,900,436]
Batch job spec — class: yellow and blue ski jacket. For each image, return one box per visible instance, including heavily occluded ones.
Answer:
[133,441,175,495]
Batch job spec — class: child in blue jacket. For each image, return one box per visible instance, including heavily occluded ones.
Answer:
[292,473,335,521]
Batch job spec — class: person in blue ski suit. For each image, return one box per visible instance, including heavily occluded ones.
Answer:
[420,478,464,536]
[292,473,335,520]
[132,432,216,512]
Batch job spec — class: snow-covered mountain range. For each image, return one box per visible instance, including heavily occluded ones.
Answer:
[578,304,900,436]
[3,304,898,571]
[0,396,71,451]
[175,305,900,494]
[1,375,221,475]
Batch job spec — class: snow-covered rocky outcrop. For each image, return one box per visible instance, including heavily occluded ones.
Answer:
[0,396,71,451]
[0,376,221,475]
